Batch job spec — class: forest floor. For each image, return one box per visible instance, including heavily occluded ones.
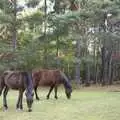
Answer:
[0,86,120,120]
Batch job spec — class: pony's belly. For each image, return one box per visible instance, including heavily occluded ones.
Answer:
[5,79,23,89]
[39,80,54,86]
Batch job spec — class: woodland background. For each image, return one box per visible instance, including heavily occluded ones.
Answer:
[0,0,120,86]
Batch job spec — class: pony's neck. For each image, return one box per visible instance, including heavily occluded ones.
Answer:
[23,71,33,93]
[60,71,71,89]
[63,80,69,89]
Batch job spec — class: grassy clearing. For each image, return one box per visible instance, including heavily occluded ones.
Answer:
[0,87,120,120]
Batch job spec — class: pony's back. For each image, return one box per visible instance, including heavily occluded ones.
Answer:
[2,70,24,90]
[33,69,63,86]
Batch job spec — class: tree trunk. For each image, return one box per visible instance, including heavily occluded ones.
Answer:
[54,0,60,14]
[95,63,99,84]
[43,0,48,68]
[109,62,113,85]
[85,62,90,86]
[108,51,113,85]
[101,46,113,86]
[56,35,60,68]
[75,39,81,84]
[101,46,108,85]
[12,0,17,50]
[93,39,97,83]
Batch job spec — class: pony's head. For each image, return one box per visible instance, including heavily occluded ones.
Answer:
[25,91,34,112]
[64,81,72,99]
[23,71,34,112]
[60,71,72,99]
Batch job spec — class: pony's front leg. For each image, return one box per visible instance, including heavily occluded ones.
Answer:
[3,87,9,111]
[54,86,58,99]
[34,87,40,101]
[16,90,23,110]
[16,92,20,110]
[46,85,54,99]
[19,90,24,110]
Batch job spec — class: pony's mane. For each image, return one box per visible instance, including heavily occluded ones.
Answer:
[22,71,33,94]
[60,71,72,89]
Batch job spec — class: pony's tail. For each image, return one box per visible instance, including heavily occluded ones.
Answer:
[0,75,5,96]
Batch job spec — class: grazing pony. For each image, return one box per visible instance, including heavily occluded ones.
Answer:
[0,70,34,112]
[33,69,72,100]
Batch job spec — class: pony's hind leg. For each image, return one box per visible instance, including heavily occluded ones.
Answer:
[46,85,54,99]
[19,90,24,110]
[16,93,21,110]
[54,86,58,99]
[34,87,40,100]
[0,87,4,96]
[3,86,9,111]
[16,90,23,110]
[0,76,5,96]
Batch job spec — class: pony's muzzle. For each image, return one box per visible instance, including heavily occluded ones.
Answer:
[28,108,32,112]
[67,94,71,99]
[26,99,33,112]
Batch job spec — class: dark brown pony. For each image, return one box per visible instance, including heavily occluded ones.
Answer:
[0,70,34,112]
[33,69,72,100]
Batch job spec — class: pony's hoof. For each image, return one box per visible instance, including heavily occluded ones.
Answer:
[3,107,8,112]
[36,98,40,101]
[16,108,23,112]
[46,96,49,100]
[28,109,32,112]
[55,96,58,99]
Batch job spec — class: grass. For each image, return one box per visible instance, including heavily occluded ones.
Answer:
[0,86,120,120]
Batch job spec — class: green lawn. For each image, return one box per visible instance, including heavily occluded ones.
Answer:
[0,88,120,120]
